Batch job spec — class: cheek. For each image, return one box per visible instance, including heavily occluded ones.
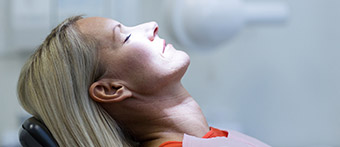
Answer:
[117,50,166,93]
[123,42,162,68]
[125,47,152,67]
[117,46,158,78]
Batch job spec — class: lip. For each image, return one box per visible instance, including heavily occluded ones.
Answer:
[162,39,166,53]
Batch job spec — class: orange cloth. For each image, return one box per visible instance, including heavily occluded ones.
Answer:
[159,127,229,147]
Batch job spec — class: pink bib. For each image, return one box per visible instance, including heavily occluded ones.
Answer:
[183,130,271,147]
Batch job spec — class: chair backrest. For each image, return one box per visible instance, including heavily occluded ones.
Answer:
[19,117,58,147]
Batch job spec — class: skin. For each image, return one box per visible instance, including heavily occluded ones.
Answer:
[76,17,209,147]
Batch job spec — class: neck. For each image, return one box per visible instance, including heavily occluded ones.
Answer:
[104,82,209,147]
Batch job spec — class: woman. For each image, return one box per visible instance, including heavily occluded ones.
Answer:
[18,16,269,147]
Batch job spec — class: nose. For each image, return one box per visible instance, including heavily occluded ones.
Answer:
[144,21,158,41]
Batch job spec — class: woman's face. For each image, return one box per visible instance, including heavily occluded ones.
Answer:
[77,17,190,93]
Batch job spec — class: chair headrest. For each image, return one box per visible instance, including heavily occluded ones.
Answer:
[19,117,58,147]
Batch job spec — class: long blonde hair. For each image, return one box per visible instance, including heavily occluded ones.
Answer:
[17,16,135,147]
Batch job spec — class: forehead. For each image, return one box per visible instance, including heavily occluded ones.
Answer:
[76,17,119,46]
[76,17,119,34]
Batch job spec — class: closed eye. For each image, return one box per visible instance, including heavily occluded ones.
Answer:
[124,34,131,43]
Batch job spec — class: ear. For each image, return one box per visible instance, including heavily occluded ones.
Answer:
[89,79,132,103]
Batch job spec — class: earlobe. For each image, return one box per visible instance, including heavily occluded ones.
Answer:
[89,80,132,103]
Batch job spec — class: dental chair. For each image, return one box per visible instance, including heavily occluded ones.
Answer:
[19,117,58,147]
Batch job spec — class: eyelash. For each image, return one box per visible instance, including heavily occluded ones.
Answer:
[124,34,131,43]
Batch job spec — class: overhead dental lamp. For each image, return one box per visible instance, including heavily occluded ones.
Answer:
[164,0,289,50]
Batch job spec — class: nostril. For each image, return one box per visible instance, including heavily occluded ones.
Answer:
[149,27,158,41]
[148,22,159,41]
[154,27,159,36]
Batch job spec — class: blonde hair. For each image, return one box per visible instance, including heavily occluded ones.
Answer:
[17,16,135,147]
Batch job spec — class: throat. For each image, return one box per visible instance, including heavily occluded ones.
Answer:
[133,98,210,147]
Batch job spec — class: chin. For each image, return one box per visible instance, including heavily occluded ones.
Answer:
[176,53,191,78]
[181,50,191,66]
